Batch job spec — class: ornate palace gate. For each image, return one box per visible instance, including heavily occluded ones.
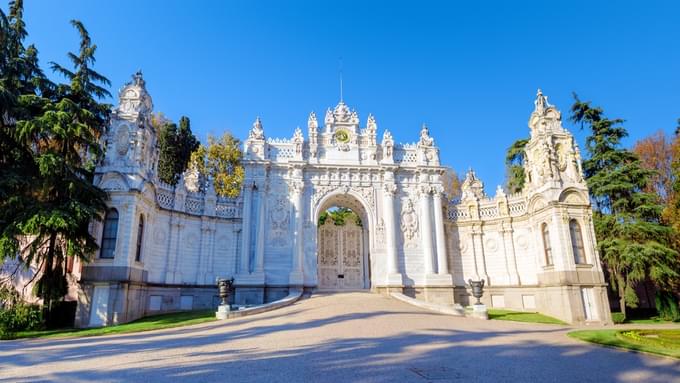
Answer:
[317,219,365,290]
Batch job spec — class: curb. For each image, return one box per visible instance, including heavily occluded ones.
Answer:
[222,289,303,319]
[389,292,465,316]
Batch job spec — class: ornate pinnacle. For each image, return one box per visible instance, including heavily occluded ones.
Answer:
[534,88,551,114]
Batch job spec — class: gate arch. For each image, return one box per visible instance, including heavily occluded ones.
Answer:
[313,190,374,290]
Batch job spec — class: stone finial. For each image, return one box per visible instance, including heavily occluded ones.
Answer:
[308,111,318,131]
[333,101,351,122]
[132,70,145,87]
[461,169,485,201]
[495,185,506,198]
[324,108,334,126]
[367,114,377,133]
[292,126,304,142]
[116,70,153,117]
[534,88,551,114]
[249,117,265,140]
[529,88,563,135]
[382,129,394,147]
[419,123,434,147]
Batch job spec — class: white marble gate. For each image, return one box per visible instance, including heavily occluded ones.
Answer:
[318,219,365,290]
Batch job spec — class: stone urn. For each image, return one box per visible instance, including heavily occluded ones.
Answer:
[216,277,235,320]
[468,279,485,305]
[218,277,235,305]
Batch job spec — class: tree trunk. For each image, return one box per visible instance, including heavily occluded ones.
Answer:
[617,274,627,319]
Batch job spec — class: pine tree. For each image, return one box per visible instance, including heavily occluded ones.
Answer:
[0,0,54,268]
[505,138,529,194]
[570,95,680,319]
[4,17,111,315]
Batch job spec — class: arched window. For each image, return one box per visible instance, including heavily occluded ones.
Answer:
[100,209,119,259]
[135,215,144,262]
[570,219,586,264]
[542,223,553,266]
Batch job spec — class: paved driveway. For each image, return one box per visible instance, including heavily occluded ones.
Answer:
[0,292,678,382]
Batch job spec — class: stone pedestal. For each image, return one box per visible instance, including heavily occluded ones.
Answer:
[216,304,231,320]
[469,304,488,320]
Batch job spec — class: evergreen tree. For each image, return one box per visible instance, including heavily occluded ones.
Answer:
[156,116,199,185]
[157,121,179,184]
[505,138,529,194]
[0,0,53,268]
[570,95,679,319]
[2,16,111,315]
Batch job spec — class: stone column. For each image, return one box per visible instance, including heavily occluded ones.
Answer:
[240,183,253,274]
[382,182,401,284]
[289,180,305,285]
[254,183,266,274]
[432,186,449,275]
[500,221,520,285]
[420,185,435,275]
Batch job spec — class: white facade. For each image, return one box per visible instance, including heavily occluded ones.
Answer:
[74,74,611,327]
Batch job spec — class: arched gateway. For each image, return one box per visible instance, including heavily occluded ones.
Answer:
[76,73,612,327]
[316,193,371,290]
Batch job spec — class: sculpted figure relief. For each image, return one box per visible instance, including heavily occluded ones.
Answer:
[401,198,419,246]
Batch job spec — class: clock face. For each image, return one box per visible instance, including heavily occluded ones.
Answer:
[335,129,350,143]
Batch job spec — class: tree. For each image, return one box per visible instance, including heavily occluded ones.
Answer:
[661,123,680,234]
[441,167,462,200]
[505,138,529,194]
[157,122,179,184]
[318,207,362,226]
[189,133,244,198]
[0,0,53,265]
[570,95,679,319]
[1,15,111,316]
[632,130,674,204]
[157,115,199,185]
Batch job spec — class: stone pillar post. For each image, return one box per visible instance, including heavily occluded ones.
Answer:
[500,221,520,285]
[239,182,253,274]
[420,185,435,275]
[289,180,305,285]
[432,186,449,275]
[382,181,401,285]
[254,183,266,274]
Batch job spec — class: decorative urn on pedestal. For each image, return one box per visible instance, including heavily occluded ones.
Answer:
[215,277,235,320]
[468,279,488,320]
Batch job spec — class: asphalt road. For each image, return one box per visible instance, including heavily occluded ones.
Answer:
[0,292,678,383]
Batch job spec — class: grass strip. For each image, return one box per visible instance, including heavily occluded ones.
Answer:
[568,329,680,359]
[6,309,216,340]
[487,309,566,325]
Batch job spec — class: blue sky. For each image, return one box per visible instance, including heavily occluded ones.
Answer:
[14,1,680,191]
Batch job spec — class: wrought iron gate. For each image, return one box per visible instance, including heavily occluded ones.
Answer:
[318,219,364,289]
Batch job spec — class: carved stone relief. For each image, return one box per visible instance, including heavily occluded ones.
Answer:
[400,198,419,247]
[269,197,290,247]
[115,124,129,156]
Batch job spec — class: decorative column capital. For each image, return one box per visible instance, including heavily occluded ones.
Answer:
[383,182,397,196]
[289,180,304,195]
[419,184,433,196]
[432,185,445,197]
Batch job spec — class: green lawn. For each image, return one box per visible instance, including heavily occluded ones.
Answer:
[487,309,567,325]
[568,329,680,359]
[5,310,216,340]
[611,311,677,325]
